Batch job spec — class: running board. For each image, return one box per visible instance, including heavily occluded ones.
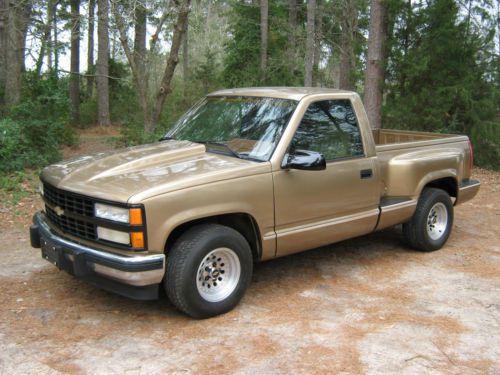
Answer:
[376,197,417,230]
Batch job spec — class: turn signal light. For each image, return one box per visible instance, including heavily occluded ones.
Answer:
[129,208,143,225]
[131,232,145,249]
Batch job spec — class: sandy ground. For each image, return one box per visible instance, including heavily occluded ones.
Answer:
[0,129,499,374]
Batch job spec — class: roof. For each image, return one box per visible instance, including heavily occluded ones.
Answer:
[207,87,356,101]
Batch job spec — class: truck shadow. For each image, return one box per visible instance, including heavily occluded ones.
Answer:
[25,226,412,327]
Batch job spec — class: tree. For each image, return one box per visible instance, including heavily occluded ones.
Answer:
[313,0,322,86]
[69,0,80,124]
[87,0,95,97]
[4,0,32,106]
[304,0,315,86]
[0,0,7,107]
[260,0,268,83]
[287,0,297,66]
[338,0,358,90]
[112,0,191,131]
[364,0,387,129]
[97,0,110,126]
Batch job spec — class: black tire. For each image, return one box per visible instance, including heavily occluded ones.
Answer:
[403,187,454,252]
[164,223,253,319]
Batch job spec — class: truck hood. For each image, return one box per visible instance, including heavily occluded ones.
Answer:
[41,140,269,203]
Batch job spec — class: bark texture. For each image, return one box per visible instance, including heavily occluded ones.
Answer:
[313,0,322,86]
[259,0,268,83]
[4,0,32,106]
[287,0,297,64]
[304,0,316,86]
[364,0,387,129]
[97,0,110,126]
[0,0,7,106]
[338,0,358,90]
[151,0,191,130]
[69,0,80,124]
[87,0,95,97]
[182,23,188,86]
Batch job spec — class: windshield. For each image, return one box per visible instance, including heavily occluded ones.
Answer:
[165,96,297,161]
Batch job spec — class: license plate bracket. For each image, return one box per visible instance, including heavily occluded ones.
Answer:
[40,237,65,270]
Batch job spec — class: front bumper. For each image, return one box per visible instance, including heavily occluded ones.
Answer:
[30,212,165,300]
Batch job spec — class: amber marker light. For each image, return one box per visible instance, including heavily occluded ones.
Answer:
[129,208,143,225]
[131,232,145,249]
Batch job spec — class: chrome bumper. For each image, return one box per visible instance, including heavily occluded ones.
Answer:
[30,212,165,300]
[455,179,481,205]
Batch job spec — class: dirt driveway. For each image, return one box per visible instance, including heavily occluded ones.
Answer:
[0,132,498,374]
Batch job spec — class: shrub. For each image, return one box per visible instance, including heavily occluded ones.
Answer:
[0,117,68,173]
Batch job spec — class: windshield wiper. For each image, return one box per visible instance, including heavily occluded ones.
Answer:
[193,140,242,159]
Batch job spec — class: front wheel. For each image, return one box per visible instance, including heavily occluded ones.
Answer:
[403,188,454,252]
[165,224,253,318]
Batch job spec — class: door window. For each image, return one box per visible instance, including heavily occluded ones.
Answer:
[290,100,364,160]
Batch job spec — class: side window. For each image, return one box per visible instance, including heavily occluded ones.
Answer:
[290,99,364,160]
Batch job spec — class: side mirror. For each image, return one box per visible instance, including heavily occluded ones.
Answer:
[282,150,326,171]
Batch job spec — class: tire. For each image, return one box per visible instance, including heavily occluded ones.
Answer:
[403,188,454,252]
[164,223,253,319]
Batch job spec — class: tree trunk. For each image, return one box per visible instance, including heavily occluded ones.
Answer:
[97,0,110,126]
[133,3,146,84]
[133,2,148,127]
[0,0,7,107]
[304,0,315,86]
[150,0,191,131]
[363,0,387,129]
[338,0,357,90]
[35,0,54,77]
[313,0,322,86]
[87,0,95,97]
[259,0,268,83]
[69,0,80,125]
[182,22,188,93]
[53,3,59,76]
[4,0,32,106]
[287,0,297,64]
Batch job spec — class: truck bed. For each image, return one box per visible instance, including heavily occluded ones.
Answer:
[373,129,466,152]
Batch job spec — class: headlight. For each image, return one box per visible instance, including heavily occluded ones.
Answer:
[97,227,130,245]
[95,203,129,223]
[39,182,44,196]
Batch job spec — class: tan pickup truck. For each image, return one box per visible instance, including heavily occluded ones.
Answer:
[30,87,480,318]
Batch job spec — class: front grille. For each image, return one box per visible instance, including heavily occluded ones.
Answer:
[43,183,94,217]
[41,181,146,251]
[45,206,96,241]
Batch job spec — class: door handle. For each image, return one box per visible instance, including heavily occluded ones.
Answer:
[360,169,373,179]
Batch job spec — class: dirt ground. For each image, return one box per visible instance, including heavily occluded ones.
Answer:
[0,129,499,374]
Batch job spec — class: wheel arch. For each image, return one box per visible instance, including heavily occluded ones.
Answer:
[164,213,262,261]
[422,177,458,198]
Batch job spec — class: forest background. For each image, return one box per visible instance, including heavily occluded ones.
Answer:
[0,0,498,179]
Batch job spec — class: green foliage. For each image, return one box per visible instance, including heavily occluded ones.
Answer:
[470,121,500,170]
[223,1,304,87]
[0,71,76,174]
[0,118,64,173]
[384,0,500,169]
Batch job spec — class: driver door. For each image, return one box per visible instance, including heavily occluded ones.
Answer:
[273,99,380,256]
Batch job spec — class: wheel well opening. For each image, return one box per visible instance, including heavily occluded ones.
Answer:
[164,214,261,261]
[424,177,457,198]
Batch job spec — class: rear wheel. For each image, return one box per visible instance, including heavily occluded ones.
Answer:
[403,188,454,251]
[165,223,253,318]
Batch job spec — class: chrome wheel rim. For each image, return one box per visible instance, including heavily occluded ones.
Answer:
[196,248,241,303]
[427,202,448,240]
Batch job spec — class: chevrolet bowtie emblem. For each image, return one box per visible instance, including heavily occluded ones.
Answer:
[54,206,64,216]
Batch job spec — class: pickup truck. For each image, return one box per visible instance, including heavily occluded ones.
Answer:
[30,87,480,318]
